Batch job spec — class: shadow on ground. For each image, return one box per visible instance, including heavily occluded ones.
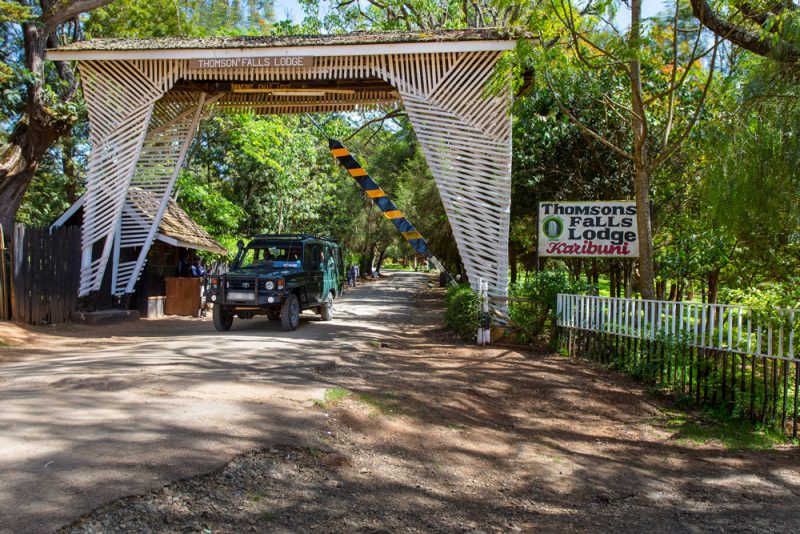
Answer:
[49,272,800,533]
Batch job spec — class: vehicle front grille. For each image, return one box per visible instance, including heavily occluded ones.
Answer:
[226,277,258,290]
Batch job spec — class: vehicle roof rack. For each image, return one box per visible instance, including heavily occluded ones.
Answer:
[248,233,339,242]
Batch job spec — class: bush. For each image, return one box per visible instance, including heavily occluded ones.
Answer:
[509,269,592,342]
[444,284,479,341]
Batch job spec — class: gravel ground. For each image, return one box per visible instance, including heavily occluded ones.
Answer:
[56,276,800,533]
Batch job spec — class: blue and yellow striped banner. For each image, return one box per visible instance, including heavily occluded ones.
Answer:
[329,139,431,258]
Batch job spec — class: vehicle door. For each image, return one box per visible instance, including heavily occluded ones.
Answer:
[303,242,324,305]
[332,246,344,295]
[321,244,337,299]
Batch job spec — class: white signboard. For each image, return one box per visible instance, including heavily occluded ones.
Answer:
[538,201,639,258]
[188,56,312,69]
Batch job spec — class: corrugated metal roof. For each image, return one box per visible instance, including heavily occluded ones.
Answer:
[52,28,515,52]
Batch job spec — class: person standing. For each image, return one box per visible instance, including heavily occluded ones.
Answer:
[191,256,207,317]
[191,257,206,278]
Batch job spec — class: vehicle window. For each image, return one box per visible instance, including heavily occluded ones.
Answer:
[323,245,332,270]
[239,241,303,269]
[305,245,321,270]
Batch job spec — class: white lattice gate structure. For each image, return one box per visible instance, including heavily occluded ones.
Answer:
[48,30,515,306]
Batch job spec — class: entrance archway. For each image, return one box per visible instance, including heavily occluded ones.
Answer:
[48,29,515,305]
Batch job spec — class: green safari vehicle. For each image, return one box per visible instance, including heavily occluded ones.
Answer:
[206,234,345,331]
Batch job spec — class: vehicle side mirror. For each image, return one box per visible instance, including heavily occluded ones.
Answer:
[236,239,244,250]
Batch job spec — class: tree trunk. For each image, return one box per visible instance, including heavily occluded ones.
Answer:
[707,270,719,304]
[610,262,617,298]
[360,242,376,278]
[0,118,64,234]
[624,261,633,298]
[668,281,677,301]
[0,21,75,237]
[375,246,387,273]
[570,259,582,281]
[509,241,518,285]
[629,0,656,300]
[61,132,79,204]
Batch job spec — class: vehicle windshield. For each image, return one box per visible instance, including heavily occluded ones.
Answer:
[238,240,303,270]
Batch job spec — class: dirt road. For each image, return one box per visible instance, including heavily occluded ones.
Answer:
[0,274,415,533]
[2,272,800,533]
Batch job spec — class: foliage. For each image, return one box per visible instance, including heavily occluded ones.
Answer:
[444,284,479,341]
[83,0,274,38]
[15,146,79,227]
[509,268,592,341]
[659,408,789,450]
[721,283,800,330]
[6,0,800,328]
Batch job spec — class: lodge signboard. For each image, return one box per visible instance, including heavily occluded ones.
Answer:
[188,56,312,69]
[538,201,639,258]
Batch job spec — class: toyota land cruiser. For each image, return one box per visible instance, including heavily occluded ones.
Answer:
[207,234,344,331]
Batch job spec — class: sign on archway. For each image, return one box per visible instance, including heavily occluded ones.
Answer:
[47,29,515,308]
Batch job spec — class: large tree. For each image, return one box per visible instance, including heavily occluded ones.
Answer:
[531,0,720,298]
[690,0,800,64]
[0,0,114,234]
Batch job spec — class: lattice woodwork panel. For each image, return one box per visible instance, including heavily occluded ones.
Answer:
[373,52,511,300]
[114,97,208,294]
[78,60,186,295]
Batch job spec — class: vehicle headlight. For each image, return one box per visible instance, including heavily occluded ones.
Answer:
[265,280,275,290]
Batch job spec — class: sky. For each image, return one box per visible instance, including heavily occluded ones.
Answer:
[273,0,306,23]
[272,0,670,27]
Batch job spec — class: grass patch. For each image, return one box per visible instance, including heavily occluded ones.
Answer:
[317,387,403,416]
[657,408,789,450]
[323,387,350,403]
[260,511,275,522]
[357,391,399,415]
[247,491,266,502]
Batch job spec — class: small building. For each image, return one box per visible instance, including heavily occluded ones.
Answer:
[51,190,227,315]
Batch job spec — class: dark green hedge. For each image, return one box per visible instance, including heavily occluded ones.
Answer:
[444,284,479,341]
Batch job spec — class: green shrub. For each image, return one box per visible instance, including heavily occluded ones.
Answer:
[444,284,479,341]
[510,269,592,343]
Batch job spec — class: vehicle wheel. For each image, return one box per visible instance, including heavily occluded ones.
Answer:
[319,293,334,321]
[213,304,234,331]
[280,294,301,331]
[267,311,280,321]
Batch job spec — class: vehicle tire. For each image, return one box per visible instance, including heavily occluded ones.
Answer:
[267,310,280,321]
[319,293,334,321]
[213,304,234,331]
[281,293,301,331]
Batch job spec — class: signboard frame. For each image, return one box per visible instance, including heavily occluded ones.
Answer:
[537,200,639,258]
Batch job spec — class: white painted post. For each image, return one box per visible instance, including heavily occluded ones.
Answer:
[477,278,485,346]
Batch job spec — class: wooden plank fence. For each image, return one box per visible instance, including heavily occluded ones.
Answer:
[557,294,799,437]
[0,225,10,321]
[12,224,81,325]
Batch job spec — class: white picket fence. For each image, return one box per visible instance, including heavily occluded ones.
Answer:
[556,294,799,436]
[557,294,798,363]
